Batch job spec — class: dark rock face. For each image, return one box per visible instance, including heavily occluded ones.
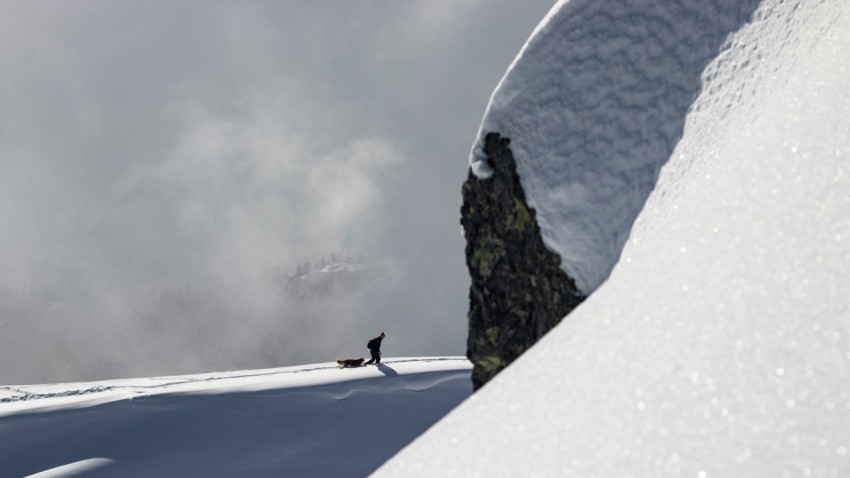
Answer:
[461,132,584,390]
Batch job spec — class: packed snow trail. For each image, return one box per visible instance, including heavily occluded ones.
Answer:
[0,358,471,477]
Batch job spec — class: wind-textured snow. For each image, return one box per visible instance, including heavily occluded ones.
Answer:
[470,0,760,294]
[0,357,471,477]
[379,0,850,477]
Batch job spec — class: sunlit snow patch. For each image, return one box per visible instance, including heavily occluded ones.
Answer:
[379,0,850,476]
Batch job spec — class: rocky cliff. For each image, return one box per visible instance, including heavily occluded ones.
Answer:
[461,132,584,390]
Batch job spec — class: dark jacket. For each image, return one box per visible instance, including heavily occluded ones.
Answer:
[368,336,384,352]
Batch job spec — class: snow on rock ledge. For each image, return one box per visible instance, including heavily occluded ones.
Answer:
[471,0,761,294]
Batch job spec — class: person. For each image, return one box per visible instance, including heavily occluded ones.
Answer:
[365,331,385,365]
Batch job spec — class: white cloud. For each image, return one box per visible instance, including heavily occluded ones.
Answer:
[0,0,556,382]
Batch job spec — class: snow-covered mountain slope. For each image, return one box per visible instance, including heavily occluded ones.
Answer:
[0,357,471,477]
[378,1,850,477]
[470,0,761,294]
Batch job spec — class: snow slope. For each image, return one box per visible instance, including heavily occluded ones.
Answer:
[378,0,850,476]
[0,357,471,477]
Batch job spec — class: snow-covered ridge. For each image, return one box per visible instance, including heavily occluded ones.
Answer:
[471,0,760,294]
[0,356,468,415]
[1,357,471,476]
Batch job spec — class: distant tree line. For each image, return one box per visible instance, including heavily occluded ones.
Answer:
[262,253,378,301]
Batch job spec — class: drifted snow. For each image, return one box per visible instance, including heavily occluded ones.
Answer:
[0,358,471,477]
[470,0,760,294]
[379,1,850,477]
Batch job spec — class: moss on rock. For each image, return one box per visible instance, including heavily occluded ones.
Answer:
[475,355,505,381]
[507,197,532,231]
[470,234,505,280]
[461,132,584,390]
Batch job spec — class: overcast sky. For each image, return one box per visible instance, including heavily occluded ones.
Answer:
[0,0,555,382]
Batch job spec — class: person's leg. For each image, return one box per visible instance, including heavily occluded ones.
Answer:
[366,350,378,364]
[375,352,381,364]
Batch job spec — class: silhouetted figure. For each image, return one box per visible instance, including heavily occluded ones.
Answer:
[365,332,385,365]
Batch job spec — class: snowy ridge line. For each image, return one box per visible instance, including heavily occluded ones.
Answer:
[0,357,470,404]
[2,360,473,477]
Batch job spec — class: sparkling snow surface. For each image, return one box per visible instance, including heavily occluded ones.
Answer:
[379,1,850,477]
[470,0,760,294]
